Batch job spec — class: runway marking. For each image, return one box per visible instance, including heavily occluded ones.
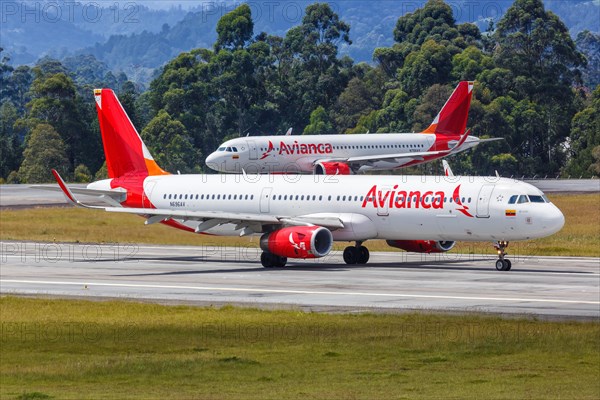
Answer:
[2,279,599,305]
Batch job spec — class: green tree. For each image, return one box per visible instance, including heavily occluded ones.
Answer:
[26,66,102,172]
[0,102,22,179]
[563,86,600,177]
[303,106,335,135]
[141,110,200,173]
[18,124,68,183]
[73,164,92,183]
[215,4,254,51]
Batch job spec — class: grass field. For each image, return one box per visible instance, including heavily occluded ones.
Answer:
[1,297,599,400]
[1,194,598,257]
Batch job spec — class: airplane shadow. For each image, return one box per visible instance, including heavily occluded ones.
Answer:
[113,256,589,276]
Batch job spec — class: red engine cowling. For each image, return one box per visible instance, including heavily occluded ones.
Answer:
[386,240,456,253]
[314,161,351,175]
[260,226,333,259]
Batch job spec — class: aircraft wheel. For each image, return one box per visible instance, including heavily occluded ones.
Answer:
[343,246,358,264]
[495,259,505,271]
[274,256,287,268]
[495,259,510,271]
[261,252,274,268]
[357,246,370,264]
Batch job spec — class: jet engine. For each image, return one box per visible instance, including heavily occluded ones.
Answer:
[260,226,333,259]
[386,240,456,253]
[314,161,351,175]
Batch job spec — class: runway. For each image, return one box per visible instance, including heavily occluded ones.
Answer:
[1,241,598,320]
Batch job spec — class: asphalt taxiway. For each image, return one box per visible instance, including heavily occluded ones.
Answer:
[1,241,598,319]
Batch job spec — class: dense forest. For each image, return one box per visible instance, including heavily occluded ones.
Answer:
[1,0,599,183]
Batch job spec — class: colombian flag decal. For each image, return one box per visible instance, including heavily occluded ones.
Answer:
[505,209,516,217]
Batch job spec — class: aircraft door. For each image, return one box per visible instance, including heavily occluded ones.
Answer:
[260,187,273,213]
[247,140,258,160]
[142,181,156,209]
[376,186,390,216]
[476,184,495,218]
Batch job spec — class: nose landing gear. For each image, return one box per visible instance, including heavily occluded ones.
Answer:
[343,242,370,265]
[494,241,512,271]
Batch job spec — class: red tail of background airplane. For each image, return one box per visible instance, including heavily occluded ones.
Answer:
[94,89,168,178]
[422,81,473,136]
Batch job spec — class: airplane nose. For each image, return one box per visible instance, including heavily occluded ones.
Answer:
[545,206,565,235]
[205,152,221,171]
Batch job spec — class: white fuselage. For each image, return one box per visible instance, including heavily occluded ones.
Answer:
[205,134,482,174]
[105,174,564,242]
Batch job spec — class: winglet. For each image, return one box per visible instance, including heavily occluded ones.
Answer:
[450,128,470,154]
[52,169,77,205]
[442,160,454,177]
[51,169,102,209]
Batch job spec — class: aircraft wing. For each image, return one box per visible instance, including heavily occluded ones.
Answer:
[345,149,449,164]
[48,169,345,234]
[105,207,345,230]
[32,183,127,206]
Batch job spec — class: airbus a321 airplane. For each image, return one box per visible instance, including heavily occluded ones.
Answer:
[206,81,499,175]
[41,89,564,271]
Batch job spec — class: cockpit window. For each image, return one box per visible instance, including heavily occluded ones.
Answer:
[232,147,238,152]
[226,147,232,152]
[508,195,518,204]
[528,195,547,203]
[218,147,225,151]
[517,195,529,204]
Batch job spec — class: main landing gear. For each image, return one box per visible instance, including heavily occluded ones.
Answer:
[343,242,370,265]
[494,241,512,271]
[261,252,287,268]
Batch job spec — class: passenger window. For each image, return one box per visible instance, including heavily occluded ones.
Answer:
[508,195,518,204]
[517,195,529,204]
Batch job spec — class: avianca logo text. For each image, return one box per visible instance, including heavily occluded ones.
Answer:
[360,184,474,217]
[260,140,334,159]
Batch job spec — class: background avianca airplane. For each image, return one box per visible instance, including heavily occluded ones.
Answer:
[205,81,499,175]
[42,89,564,271]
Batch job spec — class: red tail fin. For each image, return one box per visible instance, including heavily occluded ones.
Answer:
[94,89,168,178]
[422,81,473,135]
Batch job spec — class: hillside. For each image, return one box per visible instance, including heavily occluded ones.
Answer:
[1,0,598,84]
